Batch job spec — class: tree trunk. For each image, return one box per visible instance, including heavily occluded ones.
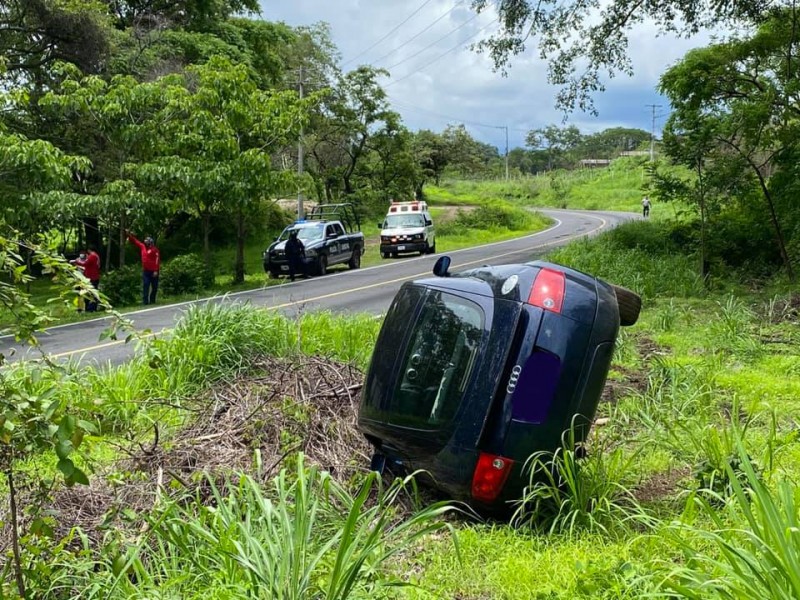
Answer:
[6,466,26,599]
[697,161,708,282]
[234,205,245,284]
[754,169,795,281]
[202,213,212,270]
[118,212,127,269]
[82,217,102,254]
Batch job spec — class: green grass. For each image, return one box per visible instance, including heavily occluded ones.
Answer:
[7,189,800,598]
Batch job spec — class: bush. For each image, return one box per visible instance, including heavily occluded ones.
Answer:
[160,254,215,296]
[100,265,141,308]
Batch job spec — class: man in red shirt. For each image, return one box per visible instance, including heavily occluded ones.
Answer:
[70,247,101,312]
[127,233,161,305]
[82,247,101,312]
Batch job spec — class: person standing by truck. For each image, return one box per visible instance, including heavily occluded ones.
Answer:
[127,232,161,305]
[284,229,306,282]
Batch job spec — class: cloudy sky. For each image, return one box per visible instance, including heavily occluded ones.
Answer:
[258,0,715,151]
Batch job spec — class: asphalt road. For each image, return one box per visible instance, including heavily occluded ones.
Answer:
[0,209,637,365]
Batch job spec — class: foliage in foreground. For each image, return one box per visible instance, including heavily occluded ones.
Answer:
[662,440,800,598]
[38,455,456,599]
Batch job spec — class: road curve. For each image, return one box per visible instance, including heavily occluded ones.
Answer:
[0,209,637,365]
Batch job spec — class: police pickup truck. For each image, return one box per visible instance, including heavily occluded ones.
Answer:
[263,203,365,277]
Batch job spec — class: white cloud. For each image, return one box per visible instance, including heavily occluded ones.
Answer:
[257,1,724,150]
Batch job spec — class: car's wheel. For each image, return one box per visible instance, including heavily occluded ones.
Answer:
[427,240,436,254]
[381,252,390,259]
[268,270,279,279]
[348,247,361,269]
[317,254,328,276]
[391,252,398,258]
[612,284,642,326]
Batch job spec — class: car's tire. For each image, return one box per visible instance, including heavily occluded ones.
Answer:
[348,247,361,269]
[268,270,279,279]
[317,254,328,276]
[381,251,390,259]
[391,252,398,258]
[612,284,642,326]
[428,240,436,254]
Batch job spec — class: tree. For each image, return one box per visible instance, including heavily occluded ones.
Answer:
[441,124,497,178]
[525,124,583,170]
[0,0,111,85]
[413,130,450,190]
[659,8,800,280]
[305,66,396,205]
[470,0,773,113]
[131,57,312,281]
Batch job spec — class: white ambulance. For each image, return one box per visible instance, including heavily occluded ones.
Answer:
[378,200,436,258]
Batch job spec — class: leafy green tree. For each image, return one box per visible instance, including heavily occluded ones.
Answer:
[0,0,111,85]
[659,8,800,280]
[131,57,312,280]
[526,124,583,170]
[305,66,396,204]
[412,129,449,189]
[441,124,498,178]
[577,127,651,159]
[471,0,771,113]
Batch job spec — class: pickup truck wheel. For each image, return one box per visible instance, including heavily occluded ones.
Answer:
[317,254,328,276]
[381,252,390,259]
[427,241,436,254]
[268,270,279,279]
[611,284,642,326]
[348,247,361,269]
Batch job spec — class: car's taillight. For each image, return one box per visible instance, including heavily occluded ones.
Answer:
[471,452,514,502]
[528,268,565,314]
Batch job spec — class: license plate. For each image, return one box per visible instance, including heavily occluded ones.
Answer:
[397,245,406,251]
[280,265,289,271]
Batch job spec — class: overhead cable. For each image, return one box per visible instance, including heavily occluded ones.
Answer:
[371,0,468,66]
[341,0,436,67]
[385,18,499,87]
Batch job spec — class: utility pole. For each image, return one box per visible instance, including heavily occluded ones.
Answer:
[646,104,661,161]
[496,125,509,181]
[504,126,509,181]
[297,65,305,220]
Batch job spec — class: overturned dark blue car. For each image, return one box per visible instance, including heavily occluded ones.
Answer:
[357,257,641,511]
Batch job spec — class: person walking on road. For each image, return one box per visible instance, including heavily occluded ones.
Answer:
[642,196,651,218]
[127,232,161,305]
[284,229,306,282]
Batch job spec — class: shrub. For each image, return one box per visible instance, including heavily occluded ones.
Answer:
[454,202,533,231]
[159,254,214,296]
[100,265,141,307]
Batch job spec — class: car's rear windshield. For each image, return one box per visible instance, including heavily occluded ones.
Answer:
[371,289,484,429]
[383,214,425,229]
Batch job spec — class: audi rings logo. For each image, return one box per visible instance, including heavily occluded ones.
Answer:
[506,365,522,394]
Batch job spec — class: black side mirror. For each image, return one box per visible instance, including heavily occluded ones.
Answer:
[433,256,451,277]
[425,220,432,226]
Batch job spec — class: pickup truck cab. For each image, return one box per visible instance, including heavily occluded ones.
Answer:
[263,203,365,277]
[357,257,641,513]
[379,200,435,258]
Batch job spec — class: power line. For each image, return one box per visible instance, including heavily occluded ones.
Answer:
[384,18,498,88]
[341,0,436,67]
[371,1,470,66]
[383,12,480,71]
[388,95,504,130]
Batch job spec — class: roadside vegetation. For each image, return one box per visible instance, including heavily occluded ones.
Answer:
[2,212,799,598]
[4,1,800,598]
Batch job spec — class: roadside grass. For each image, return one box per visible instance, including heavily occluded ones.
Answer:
[7,217,800,598]
[427,157,655,214]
